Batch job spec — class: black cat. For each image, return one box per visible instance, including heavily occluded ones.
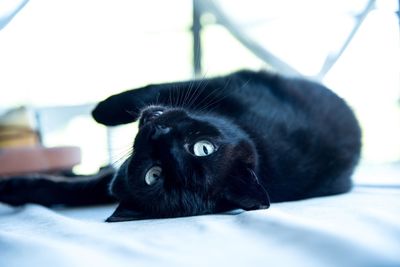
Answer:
[0,70,361,222]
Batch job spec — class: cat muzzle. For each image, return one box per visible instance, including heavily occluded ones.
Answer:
[151,125,171,139]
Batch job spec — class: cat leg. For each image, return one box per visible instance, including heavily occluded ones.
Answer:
[0,168,116,207]
[91,77,231,126]
[92,84,165,126]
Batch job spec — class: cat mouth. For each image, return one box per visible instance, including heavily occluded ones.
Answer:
[139,106,167,127]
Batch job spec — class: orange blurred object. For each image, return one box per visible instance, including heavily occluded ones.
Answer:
[0,126,39,148]
[0,106,81,176]
[0,146,81,176]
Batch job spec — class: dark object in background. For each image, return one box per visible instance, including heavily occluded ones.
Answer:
[0,70,362,222]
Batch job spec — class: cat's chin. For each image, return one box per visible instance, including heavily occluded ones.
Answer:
[138,105,168,128]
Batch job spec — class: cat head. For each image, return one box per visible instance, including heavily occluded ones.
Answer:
[94,99,270,222]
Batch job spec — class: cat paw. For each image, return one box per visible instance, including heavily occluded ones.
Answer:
[0,177,35,205]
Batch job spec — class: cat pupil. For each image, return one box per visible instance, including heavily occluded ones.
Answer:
[203,146,208,155]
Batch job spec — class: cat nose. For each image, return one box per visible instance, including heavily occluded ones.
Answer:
[151,124,171,139]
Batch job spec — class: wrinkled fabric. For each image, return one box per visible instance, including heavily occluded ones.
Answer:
[0,186,399,267]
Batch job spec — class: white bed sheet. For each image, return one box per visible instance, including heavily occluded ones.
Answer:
[1,182,400,267]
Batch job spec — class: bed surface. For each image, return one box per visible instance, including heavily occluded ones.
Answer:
[1,166,400,267]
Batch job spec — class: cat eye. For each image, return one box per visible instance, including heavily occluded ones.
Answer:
[193,140,216,157]
[145,166,162,185]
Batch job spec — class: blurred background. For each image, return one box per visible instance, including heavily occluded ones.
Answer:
[0,0,399,175]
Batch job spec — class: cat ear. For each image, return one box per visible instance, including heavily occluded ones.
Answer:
[224,169,270,211]
[106,202,147,222]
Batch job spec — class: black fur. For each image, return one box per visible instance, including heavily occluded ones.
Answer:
[0,70,361,222]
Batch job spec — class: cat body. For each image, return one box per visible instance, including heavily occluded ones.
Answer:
[0,70,361,221]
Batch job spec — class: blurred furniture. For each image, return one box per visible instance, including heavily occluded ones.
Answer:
[0,106,81,176]
[192,0,377,80]
[0,0,29,30]
[0,146,81,176]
